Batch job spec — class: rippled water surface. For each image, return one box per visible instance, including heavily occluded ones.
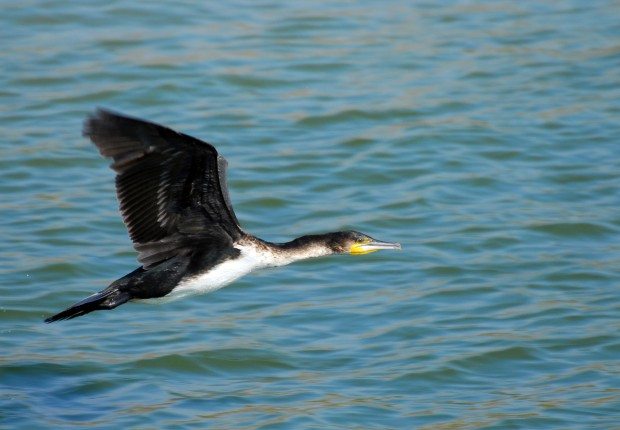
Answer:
[2,1,620,428]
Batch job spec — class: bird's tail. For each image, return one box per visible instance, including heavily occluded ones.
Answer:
[44,288,130,323]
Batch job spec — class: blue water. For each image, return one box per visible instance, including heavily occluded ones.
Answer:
[2,1,620,428]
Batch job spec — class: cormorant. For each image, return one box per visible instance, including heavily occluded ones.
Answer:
[45,109,401,322]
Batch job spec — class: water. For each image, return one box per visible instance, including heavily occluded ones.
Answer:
[2,1,619,428]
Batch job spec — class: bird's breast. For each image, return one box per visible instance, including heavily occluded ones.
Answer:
[162,243,270,301]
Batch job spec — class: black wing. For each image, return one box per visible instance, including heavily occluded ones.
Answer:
[84,108,244,268]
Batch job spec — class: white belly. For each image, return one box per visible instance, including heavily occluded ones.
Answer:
[161,244,268,302]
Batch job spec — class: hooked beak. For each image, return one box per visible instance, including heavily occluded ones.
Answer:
[350,239,402,255]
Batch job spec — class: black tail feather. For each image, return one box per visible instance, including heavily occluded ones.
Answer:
[44,289,130,323]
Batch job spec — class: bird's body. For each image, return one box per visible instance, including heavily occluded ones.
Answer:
[163,236,332,301]
[45,109,400,323]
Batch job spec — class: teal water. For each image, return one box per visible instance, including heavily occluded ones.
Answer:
[2,1,620,428]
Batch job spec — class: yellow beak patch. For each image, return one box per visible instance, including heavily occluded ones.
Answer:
[350,242,378,255]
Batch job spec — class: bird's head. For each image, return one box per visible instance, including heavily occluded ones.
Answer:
[326,231,401,255]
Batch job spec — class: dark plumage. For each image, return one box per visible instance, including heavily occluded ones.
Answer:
[45,109,400,323]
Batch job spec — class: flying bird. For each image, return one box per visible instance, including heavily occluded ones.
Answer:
[45,109,401,322]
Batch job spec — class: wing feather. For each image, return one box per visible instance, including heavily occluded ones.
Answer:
[83,108,244,268]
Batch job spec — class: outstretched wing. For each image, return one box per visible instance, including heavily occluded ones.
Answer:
[84,108,243,267]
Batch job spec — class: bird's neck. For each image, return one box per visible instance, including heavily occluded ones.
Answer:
[277,235,335,263]
[242,234,335,267]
